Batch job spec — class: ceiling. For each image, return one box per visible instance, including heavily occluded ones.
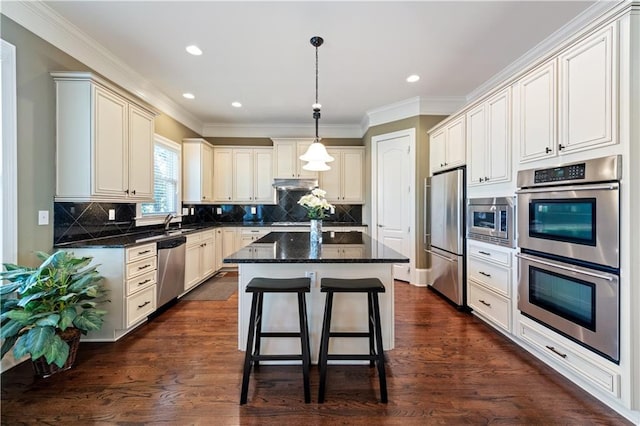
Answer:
[39,1,599,136]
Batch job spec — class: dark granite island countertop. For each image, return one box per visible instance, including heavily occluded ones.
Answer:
[224,231,409,264]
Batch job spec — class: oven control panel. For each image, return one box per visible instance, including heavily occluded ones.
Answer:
[534,163,586,184]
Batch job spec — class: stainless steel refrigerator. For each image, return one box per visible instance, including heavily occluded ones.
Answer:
[426,167,466,308]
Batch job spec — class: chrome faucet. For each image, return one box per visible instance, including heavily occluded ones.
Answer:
[163,213,176,231]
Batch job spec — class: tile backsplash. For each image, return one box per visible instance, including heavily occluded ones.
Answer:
[54,190,362,244]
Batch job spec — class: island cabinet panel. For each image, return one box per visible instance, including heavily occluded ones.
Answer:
[53,72,156,202]
[183,138,215,203]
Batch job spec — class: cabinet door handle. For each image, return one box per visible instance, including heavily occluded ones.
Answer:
[484,177,489,182]
[138,249,151,255]
[545,147,552,154]
[138,300,151,309]
[479,271,491,278]
[228,197,231,200]
[131,189,136,195]
[478,251,491,256]
[478,299,491,307]
[558,143,566,151]
[125,189,129,195]
[138,264,152,271]
[479,177,484,182]
[138,279,152,286]
[202,196,206,200]
[545,345,567,359]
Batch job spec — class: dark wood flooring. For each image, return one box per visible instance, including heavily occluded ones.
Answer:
[1,274,630,425]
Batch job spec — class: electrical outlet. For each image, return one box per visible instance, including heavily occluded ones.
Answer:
[38,210,49,225]
[182,207,189,215]
[250,206,257,214]
[190,207,195,215]
[305,271,317,286]
[330,206,335,214]
[217,207,222,215]
[108,209,116,220]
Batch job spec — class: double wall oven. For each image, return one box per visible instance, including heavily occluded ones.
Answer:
[516,155,621,363]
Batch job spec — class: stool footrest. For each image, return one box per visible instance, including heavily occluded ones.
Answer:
[258,332,303,338]
[326,354,381,361]
[252,354,304,361]
[329,332,371,338]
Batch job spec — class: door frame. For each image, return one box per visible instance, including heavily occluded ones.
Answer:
[371,128,416,283]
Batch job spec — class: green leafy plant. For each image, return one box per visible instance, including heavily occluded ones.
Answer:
[0,251,108,368]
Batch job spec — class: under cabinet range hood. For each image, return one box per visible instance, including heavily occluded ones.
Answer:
[272,178,318,190]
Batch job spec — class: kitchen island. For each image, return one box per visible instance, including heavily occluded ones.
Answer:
[224,231,409,364]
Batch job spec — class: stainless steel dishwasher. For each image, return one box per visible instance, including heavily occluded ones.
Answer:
[156,236,187,309]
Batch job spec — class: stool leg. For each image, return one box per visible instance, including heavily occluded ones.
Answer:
[240,292,259,405]
[372,293,388,403]
[367,292,375,367]
[298,293,311,403]
[318,292,334,403]
[253,292,264,368]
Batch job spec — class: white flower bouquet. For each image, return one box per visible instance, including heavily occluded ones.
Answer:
[298,188,334,220]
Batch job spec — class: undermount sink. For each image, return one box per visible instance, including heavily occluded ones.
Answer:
[164,230,186,236]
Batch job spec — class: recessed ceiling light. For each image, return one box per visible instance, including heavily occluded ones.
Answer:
[406,74,420,83]
[182,93,195,99]
[185,45,203,56]
[231,101,242,108]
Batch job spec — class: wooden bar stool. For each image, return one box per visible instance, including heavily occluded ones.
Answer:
[317,277,387,403]
[240,277,311,405]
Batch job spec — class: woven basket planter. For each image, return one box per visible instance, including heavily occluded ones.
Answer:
[32,328,82,378]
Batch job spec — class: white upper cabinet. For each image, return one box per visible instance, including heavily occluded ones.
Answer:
[213,147,275,204]
[558,23,617,153]
[467,87,512,186]
[429,115,465,175]
[518,60,557,163]
[319,147,365,204]
[518,23,617,163]
[272,138,318,179]
[183,138,215,203]
[53,72,156,202]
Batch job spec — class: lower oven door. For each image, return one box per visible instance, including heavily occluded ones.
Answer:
[516,252,619,363]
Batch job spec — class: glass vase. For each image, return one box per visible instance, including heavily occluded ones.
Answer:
[310,219,323,245]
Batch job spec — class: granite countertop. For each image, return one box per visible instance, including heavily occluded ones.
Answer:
[54,222,367,249]
[223,231,409,264]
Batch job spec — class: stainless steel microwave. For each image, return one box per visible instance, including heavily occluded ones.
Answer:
[467,197,515,247]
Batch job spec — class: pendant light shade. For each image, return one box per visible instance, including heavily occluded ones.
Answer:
[299,36,333,171]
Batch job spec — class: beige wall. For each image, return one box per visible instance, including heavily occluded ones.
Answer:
[1,16,203,265]
[363,115,447,270]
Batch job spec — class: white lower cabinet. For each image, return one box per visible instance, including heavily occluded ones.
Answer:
[63,243,158,341]
[518,318,621,398]
[238,228,271,248]
[184,230,216,293]
[466,240,513,333]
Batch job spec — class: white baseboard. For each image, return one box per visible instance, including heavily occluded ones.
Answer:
[411,268,429,287]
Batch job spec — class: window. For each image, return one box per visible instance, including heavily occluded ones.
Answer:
[137,135,181,225]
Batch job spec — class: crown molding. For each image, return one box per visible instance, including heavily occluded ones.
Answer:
[1,1,204,135]
[202,122,363,138]
[466,0,628,103]
[364,96,464,131]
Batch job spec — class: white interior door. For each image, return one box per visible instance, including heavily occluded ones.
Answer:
[376,133,412,282]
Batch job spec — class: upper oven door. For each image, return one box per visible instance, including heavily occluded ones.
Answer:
[516,182,619,268]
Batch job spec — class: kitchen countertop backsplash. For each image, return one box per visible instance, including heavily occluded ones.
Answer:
[54,190,362,246]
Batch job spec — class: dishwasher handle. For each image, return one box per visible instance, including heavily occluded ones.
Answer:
[157,236,187,250]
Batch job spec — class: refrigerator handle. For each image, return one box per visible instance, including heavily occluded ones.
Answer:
[424,178,430,249]
[426,249,456,263]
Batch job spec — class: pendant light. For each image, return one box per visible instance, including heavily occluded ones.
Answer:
[300,36,334,171]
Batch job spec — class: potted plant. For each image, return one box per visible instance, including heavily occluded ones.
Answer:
[0,251,108,377]
[298,187,334,244]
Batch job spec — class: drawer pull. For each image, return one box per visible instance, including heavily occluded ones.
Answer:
[545,345,567,359]
[138,300,151,309]
[478,251,491,256]
[479,271,492,278]
[478,299,491,307]
[137,264,152,271]
[138,279,152,286]
[138,249,151,255]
